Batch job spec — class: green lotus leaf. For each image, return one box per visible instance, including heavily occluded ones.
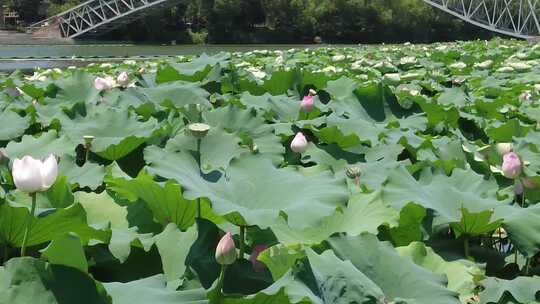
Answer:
[272,191,398,246]
[54,70,100,105]
[0,203,108,248]
[154,223,198,290]
[0,257,111,304]
[40,233,88,273]
[106,172,198,230]
[145,147,348,229]
[59,107,158,160]
[0,110,29,141]
[5,130,76,159]
[328,234,460,304]
[103,275,207,304]
[383,166,506,227]
[397,242,484,301]
[478,276,540,304]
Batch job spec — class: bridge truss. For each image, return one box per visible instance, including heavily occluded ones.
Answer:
[423,0,540,39]
[30,0,181,38]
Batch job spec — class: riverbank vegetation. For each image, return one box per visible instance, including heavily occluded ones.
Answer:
[5,0,496,43]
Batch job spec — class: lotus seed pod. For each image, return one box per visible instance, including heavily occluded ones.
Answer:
[188,123,211,138]
[215,232,237,265]
[346,166,361,179]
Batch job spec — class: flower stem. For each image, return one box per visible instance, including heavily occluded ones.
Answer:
[239,226,245,260]
[20,193,37,257]
[217,265,227,295]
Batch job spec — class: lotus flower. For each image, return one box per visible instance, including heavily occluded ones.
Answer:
[249,245,268,272]
[117,72,130,86]
[496,143,513,155]
[290,132,308,153]
[215,232,237,265]
[300,95,314,112]
[502,152,522,179]
[12,154,58,193]
[94,77,115,91]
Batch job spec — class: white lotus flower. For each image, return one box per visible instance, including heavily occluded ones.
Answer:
[449,62,467,69]
[507,61,531,71]
[474,60,493,69]
[12,154,58,193]
[331,54,346,62]
[94,77,115,91]
[117,72,130,86]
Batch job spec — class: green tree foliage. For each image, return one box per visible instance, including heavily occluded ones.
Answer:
[7,0,494,42]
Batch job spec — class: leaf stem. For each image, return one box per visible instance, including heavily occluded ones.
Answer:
[524,257,531,276]
[239,225,245,260]
[196,137,202,219]
[20,193,37,257]
[463,236,470,259]
[3,245,8,265]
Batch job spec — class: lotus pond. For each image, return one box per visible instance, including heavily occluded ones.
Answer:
[1,39,540,304]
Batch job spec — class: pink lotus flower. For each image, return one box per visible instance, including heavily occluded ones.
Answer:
[300,95,314,112]
[117,72,130,86]
[12,154,58,193]
[290,132,308,153]
[94,77,115,91]
[215,232,236,265]
[502,152,522,179]
[249,245,268,272]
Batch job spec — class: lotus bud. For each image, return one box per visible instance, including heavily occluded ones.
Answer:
[249,244,268,273]
[12,154,58,194]
[215,232,237,265]
[495,143,513,155]
[502,152,522,179]
[117,71,130,86]
[290,132,308,154]
[94,77,115,91]
[308,89,317,96]
[188,123,210,139]
[300,95,314,112]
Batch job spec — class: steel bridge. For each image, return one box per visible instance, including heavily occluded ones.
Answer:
[28,0,540,39]
[423,0,540,39]
[29,0,181,39]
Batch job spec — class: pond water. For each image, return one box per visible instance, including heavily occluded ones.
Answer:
[0,43,348,72]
